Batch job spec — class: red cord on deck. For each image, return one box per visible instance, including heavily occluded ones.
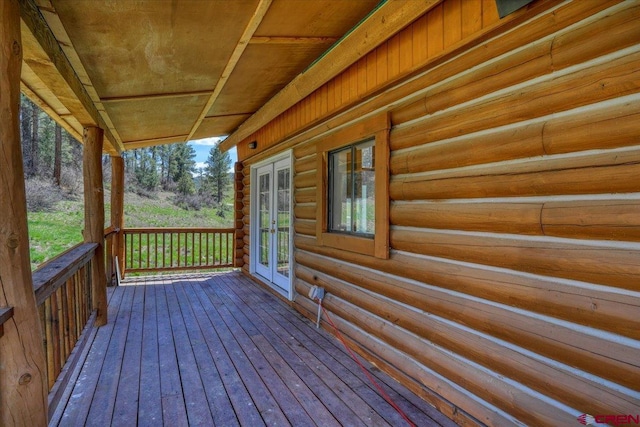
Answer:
[319,304,416,427]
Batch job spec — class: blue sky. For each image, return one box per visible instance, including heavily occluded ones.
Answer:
[187,137,237,172]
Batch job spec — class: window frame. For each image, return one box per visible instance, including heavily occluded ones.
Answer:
[327,138,376,238]
[316,113,390,259]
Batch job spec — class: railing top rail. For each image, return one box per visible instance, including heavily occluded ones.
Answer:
[0,306,14,332]
[103,226,120,238]
[33,242,98,306]
[123,227,235,234]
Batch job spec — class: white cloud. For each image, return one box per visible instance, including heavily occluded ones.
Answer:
[189,137,222,146]
[194,161,207,170]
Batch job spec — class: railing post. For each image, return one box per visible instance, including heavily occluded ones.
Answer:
[83,126,107,326]
[111,155,125,280]
[104,230,113,286]
[0,0,48,423]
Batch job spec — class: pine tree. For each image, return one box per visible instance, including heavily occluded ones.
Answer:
[134,148,159,192]
[203,143,231,215]
[171,144,196,195]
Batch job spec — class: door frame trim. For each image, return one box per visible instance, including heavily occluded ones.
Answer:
[249,150,294,300]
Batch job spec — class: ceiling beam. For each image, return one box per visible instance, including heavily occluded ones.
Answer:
[219,0,442,152]
[249,36,339,45]
[186,0,273,142]
[18,0,123,154]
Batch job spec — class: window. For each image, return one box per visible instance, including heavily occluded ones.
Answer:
[316,113,390,259]
[328,139,375,236]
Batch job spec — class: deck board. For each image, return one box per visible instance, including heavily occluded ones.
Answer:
[137,285,163,427]
[52,271,456,427]
[156,284,189,426]
[112,285,145,425]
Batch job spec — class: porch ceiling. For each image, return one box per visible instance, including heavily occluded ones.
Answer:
[19,0,381,154]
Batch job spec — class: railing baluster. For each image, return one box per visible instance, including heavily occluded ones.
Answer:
[146,232,150,269]
[154,232,158,269]
[137,232,142,269]
[177,233,181,267]
[162,233,166,269]
[217,232,221,266]
[66,278,76,354]
[205,232,210,265]
[60,284,69,362]
[55,287,63,375]
[44,298,54,390]
[38,303,48,389]
[191,232,195,266]
[127,232,131,270]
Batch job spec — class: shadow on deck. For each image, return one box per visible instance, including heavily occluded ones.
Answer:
[50,271,454,426]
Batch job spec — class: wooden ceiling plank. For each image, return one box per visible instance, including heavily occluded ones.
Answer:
[21,81,83,142]
[123,135,190,150]
[186,0,273,142]
[205,112,255,119]
[220,0,443,152]
[249,36,339,45]
[37,5,127,154]
[18,0,122,154]
[101,90,214,104]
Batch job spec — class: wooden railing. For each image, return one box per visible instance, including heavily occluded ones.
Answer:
[32,243,97,414]
[123,227,235,274]
[0,306,14,339]
[104,226,120,286]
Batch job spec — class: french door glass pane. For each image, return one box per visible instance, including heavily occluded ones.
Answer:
[258,173,270,266]
[276,168,290,277]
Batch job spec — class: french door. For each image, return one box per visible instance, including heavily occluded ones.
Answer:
[253,156,292,297]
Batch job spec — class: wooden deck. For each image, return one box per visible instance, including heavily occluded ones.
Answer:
[50,271,454,427]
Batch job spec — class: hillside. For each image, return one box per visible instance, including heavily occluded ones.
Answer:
[28,190,234,270]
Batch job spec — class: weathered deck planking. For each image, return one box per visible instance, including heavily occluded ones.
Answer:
[52,271,455,427]
[217,274,452,427]
[216,276,392,425]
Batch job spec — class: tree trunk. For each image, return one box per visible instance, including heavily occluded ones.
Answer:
[29,99,38,176]
[20,97,32,174]
[0,1,49,424]
[53,123,62,186]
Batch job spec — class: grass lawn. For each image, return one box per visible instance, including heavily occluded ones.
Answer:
[28,191,234,270]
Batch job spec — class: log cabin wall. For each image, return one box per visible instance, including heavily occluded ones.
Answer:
[239,1,640,425]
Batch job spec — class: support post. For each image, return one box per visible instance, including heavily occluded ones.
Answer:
[0,0,48,424]
[83,126,107,326]
[111,155,125,280]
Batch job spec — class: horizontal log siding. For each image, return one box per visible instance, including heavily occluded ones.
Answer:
[237,0,621,164]
[237,0,510,161]
[239,1,640,426]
